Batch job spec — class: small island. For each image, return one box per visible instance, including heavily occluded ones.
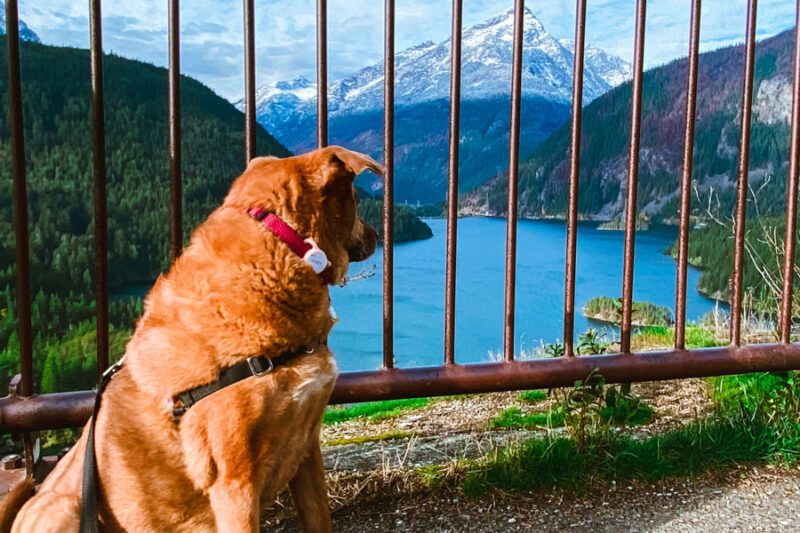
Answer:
[583,296,673,326]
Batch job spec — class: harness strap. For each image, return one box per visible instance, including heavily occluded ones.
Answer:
[79,359,123,533]
[171,349,310,421]
[78,346,310,531]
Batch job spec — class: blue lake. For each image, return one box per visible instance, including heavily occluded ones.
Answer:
[113,217,723,372]
[328,217,723,372]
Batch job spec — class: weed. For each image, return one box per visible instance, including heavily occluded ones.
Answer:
[542,342,564,358]
[519,390,547,403]
[576,328,609,355]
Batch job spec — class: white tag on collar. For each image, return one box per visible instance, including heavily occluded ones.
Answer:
[303,238,331,274]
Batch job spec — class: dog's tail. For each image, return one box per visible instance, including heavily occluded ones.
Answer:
[0,478,34,533]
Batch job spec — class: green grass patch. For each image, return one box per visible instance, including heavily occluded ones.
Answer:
[490,407,564,429]
[325,430,411,446]
[323,398,430,424]
[631,325,724,351]
[462,415,800,497]
[466,369,800,497]
[710,372,800,416]
[519,390,547,403]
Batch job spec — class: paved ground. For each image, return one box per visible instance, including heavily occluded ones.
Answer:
[266,467,800,532]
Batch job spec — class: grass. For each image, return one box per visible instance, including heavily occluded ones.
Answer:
[460,369,800,497]
[519,390,547,403]
[710,372,800,416]
[325,430,412,447]
[490,407,564,429]
[460,415,799,497]
[323,398,430,424]
[631,325,724,351]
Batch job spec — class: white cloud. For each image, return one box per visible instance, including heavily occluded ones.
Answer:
[22,0,798,102]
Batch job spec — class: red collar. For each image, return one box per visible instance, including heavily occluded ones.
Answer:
[246,207,334,285]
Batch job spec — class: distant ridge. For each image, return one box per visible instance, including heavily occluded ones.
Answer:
[462,28,797,223]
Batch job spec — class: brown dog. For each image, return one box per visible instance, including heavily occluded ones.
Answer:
[2,146,381,532]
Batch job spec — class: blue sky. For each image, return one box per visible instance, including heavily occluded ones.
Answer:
[20,1,797,102]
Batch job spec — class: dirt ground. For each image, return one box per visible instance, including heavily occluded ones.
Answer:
[318,379,714,476]
[261,378,798,532]
[267,466,800,532]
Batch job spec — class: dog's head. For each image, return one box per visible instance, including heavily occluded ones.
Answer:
[224,146,382,283]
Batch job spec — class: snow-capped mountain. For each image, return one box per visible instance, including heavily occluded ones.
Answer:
[248,8,630,136]
[243,7,631,204]
[558,39,631,87]
[0,2,41,43]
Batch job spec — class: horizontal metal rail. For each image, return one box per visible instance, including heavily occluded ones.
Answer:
[3,343,800,432]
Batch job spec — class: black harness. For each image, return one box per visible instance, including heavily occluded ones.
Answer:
[79,347,311,533]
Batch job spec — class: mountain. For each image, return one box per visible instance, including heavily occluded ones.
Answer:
[0,2,41,43]
[243,7,630,204]
[462,28,796,222]
[559,39,630,87]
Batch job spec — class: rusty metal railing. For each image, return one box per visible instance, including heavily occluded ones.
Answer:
[2,0,800,435]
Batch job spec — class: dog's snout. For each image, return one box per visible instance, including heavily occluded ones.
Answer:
[349,221,377,262]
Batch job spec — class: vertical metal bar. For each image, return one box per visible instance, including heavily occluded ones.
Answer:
[243,0,256,163]
[619,0,647,354]
[780,3,800,344]
[168,0,182,263]
[383,0,395,369]
[5,0,33,396]
[730,0,758,347]
[90,0,109,377]
[503,0,524,362]
[316,0,328,148]
[563,0,587,357]
[675,0,702,350]
[444,0,462,366]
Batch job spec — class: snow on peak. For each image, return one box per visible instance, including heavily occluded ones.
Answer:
[559,39,632,87]
[0,2,41,43]
[248,7,630,132]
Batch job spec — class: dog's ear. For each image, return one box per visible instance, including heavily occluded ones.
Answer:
[328,146,385,177]
[317,146,384,192]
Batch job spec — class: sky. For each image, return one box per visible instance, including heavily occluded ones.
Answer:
[18,1,798,102]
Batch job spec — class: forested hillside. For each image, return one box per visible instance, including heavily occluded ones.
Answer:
[463,28,795,222]
[668,219,799,315]
[0,37,292,390]
[0,39,430,393]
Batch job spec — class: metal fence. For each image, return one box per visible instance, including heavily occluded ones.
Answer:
[2,0,800,437]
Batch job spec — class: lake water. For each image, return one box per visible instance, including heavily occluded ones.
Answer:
[328,218,722,372]
[114,217,723,372]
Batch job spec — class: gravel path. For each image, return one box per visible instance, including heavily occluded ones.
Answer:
[266,467,800,532]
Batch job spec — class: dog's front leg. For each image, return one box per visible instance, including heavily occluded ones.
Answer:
[289,442,332,533]
[207,473,260,533]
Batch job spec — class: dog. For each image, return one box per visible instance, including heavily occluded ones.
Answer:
[1,146,382,532]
